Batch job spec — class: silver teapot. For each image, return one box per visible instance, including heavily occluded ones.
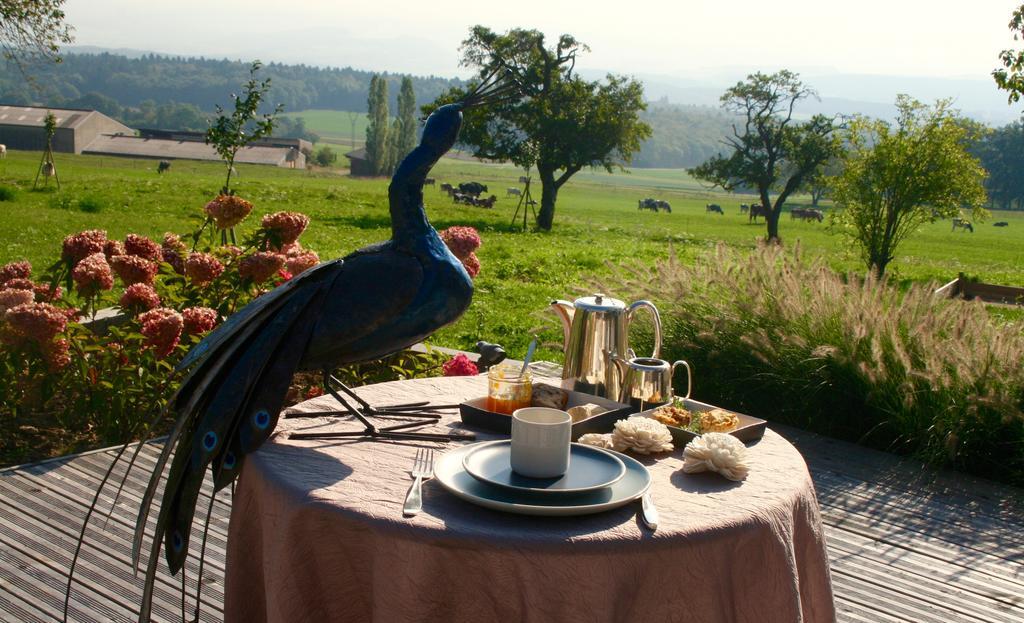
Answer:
[609,354,691,411]
[550,294,662,399]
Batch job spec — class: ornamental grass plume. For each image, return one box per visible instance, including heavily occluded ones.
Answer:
[72,252,114,295]
[0,260,31,285]
[184,252,224,286]
[139,307,183,359]
[119,283,161,314]
[262,211,310,247]
[110,254,159,286]
[598,243,1024,485]
[204,194,253,229]
[182,306,218,335]
[239,251,285,283]
[0,288,35,313]
[442,353,478,376]
[285,250,319,276]
[4,302,68,341]
[439,226,481,260]
[124,234,162,261]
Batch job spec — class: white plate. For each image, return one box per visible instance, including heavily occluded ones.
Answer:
[435,442,651,517]
[461,440,627,495]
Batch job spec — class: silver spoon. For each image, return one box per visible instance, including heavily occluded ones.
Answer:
[518,336,538,378]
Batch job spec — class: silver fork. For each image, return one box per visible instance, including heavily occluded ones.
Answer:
[402,448,434,517]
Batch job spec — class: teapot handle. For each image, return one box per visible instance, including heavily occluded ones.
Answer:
[672,360,692,400]
[626,300,662,358]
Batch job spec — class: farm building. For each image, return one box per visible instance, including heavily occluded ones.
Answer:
[0,105,132,153]
[0,105,307,169]
[346,148,374,176]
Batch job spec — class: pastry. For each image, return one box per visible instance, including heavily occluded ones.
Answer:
[531,384,569,409]
[651,403,693,428]
[567,403,605,423]
[701,408,738,432]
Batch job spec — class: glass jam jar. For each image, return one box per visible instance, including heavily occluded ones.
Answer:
[486,364,533,415]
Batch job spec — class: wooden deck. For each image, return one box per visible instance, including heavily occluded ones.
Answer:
[1,426,1021,622]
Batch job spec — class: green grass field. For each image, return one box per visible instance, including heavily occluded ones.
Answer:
[1,149,1022,362]
[282,109,369,148]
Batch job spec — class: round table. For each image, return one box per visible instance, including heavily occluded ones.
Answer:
[224,375,836,623]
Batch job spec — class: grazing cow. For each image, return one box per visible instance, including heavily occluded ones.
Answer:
[157,160,171,174]
[507,187,522,197]
[440,182,454,193]
[638,198,659,212]
[518,176,529,184]
[706,203,723,215]
[0,144,6,159]
[476,195,498,209]
[739,204,750,214]
[459,181,487,197]
[994,221,1009,227]
[748,204,770,223]
[655,200,671,213]
[792,208,824,222]
[424,177,435,186]
[952,217,974,233]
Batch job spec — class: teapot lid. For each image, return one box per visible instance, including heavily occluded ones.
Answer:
[573,293,626,312]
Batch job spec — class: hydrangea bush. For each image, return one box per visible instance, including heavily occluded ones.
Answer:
[1,207,483,458]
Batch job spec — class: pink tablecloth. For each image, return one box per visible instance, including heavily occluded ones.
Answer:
[224,375,835,623]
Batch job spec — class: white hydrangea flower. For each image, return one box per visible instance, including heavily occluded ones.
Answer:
[611,416,674,454]
[682,432,749,481]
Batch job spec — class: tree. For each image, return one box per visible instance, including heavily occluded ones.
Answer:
[428,27,650,230]
[205,61,281,196]
[0,0,73,74]
[395,76,418,160]
[806,158,843,207]
[313,146,337,167]
[690,70,842,241]
[365,75,391,176]
[972,121,1024,210]
[994,4,1024,105]
[830,96,988,277]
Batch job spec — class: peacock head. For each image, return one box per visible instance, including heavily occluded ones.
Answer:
[421,104,464,153]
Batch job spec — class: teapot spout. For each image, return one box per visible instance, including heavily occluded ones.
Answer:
[550,299,575,352]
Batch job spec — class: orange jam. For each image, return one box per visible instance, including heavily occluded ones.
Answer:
[486,395,533,415]
[487,364,533,415]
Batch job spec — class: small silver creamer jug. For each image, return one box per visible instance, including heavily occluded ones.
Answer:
[550,294,662,399]
[609,354,691,411]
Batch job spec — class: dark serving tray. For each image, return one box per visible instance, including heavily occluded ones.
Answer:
[459,384,635,441]
[637,398,767,446]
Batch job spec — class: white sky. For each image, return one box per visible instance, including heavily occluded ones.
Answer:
[64,1,1020,81]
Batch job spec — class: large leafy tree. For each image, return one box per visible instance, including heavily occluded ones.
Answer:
[365,75,391,176]
[429,27,650,231]
[691,70,841,242]
[0,0,72,74]
[972,122,1024,210]
[995,4,1024,104]
[830,96,988,277]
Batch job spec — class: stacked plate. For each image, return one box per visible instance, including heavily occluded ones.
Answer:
[435,440,652,516]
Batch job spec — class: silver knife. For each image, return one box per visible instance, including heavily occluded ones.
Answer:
[640,491,658,531]
[518,336,538,378]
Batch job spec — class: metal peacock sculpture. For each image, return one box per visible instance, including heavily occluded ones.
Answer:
[65,74,518,622]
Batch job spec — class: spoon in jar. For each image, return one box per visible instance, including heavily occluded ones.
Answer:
[518,336,538,379]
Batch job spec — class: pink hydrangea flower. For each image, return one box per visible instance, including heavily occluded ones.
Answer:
[119,283,161,314]
[285,251,319,276]
[239,251,285,283]
[182,306,218,335]
[439,226,481,260]
[204,194,254,229]
[461,252,480,279]
[3,278,33,291]
[33,282,62,302]
[124,234,162,261]
[62,230,108,265]
[261,212,310,247]
[103,240,125,258]
[442,353,479,377]
[184,252,224,286]
[72,252,114,295]
[42,338,71,371]
[162,232,186,253]
[139,307,183,359]
[4,302,68,341]
[110,254,159,286]
[0,260,31,286]
[280,241,303,256]
[0,288,35,313]
[163,248,185,274]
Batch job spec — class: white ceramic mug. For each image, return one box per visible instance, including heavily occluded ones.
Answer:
[510,407,572,478]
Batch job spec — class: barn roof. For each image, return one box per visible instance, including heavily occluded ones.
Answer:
[0,105,117,130]
[345,147,368,161]
[83,134,292,166]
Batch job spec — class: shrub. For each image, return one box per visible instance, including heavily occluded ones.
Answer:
[313,146,337,167]
[78,195,105,213]
[0,185,16,201]
[598,243,1024,485]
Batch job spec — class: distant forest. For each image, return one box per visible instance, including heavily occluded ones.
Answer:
[0,52,738,168]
